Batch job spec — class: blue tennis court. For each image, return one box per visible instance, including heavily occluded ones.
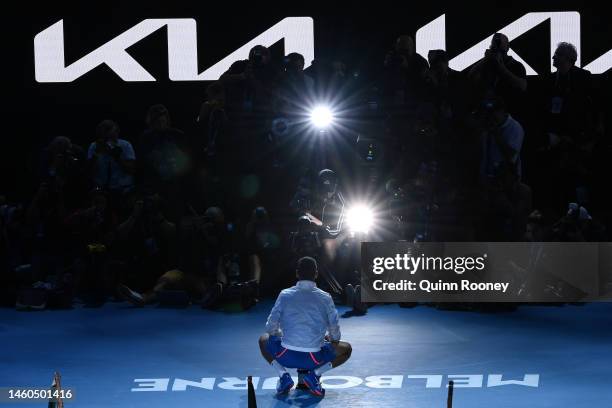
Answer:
[2,301,611,407]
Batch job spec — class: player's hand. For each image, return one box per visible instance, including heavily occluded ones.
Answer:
[325,335,339,344]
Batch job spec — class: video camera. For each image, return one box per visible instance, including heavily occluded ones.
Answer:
[290,216,322,258]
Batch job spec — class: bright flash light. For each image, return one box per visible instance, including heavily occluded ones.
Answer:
[310,105,334,129]
[346,204,374,234]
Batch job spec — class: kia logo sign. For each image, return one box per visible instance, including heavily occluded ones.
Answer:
[33,12,610,83]
[34,17,315,82]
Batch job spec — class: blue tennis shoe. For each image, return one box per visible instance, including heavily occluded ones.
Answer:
[277,373,294,394]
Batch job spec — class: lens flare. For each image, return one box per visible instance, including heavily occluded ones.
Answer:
[310,105,334,129]
[346,204,374,234]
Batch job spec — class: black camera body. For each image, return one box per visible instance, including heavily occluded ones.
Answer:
[250,49,264,66]
[290,216,321,257]
[290,230,321,258]
[110,145,123,159]
[387,50,406,67]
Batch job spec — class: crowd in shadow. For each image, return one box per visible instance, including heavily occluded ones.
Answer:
[1,34,609,311]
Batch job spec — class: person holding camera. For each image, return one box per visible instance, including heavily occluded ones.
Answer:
[114,193,178,289]
[382,35,429,108]
[87,120,136,195]
[220,45,282,172]
[468,33,527,117]
[275,53,315,114]
[244,207,281,294]
[65,188,119,303]
[138,104,192,222]
[197,82,228,159]
[220,45,281,113]
[477,98,532,240]
[425,50,466,120]
[117,206,227,308]
[39,136,88,210]
[290,215,322,259]
[289,169,346,294]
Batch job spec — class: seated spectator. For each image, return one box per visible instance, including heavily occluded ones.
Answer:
[468,33,527,116]
[88,120,136,194]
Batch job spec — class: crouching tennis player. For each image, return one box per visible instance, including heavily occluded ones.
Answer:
[258,256,352,397]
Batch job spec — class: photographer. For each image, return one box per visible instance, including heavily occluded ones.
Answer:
[197,82,228,158]
[219,45,282,172]
[425,50,465,121]
[220,45,281,113]
[1,196,25,306]
[118,206,236,308]
[40,136,87,210]
[290,169,346,239]
[25,180,68,284]
[115,193,178,290]
[138,105,191,222]
[88,120,136,193]
[477,98,531,240]
[468,33,527,116]
[65,188,118,302]
[275,53,315,115]
[537,42,603,208]
[179,206,229,294]
[382,35,429,108]
[290,215,322,259]
[549,203,606,243]
[117,203,225,308]
[245,207,281,294]
[290,169,346,294]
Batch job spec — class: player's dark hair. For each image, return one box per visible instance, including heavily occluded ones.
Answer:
[296,256,318,281]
